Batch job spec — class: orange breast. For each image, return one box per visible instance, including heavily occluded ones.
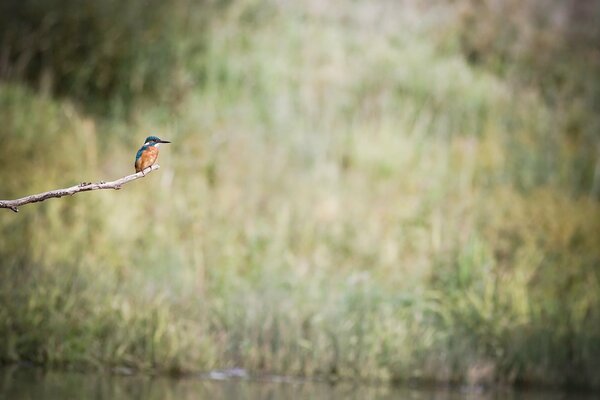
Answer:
[135,146,159,172]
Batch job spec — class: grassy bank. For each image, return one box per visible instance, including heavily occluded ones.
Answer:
[1,0,599,390]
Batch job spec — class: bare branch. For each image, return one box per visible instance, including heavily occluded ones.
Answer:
[0,165,161,213]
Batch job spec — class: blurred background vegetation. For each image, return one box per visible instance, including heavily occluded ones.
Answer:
[0,0,599,390]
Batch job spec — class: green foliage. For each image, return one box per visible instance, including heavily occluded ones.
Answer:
[450,0,600,196]
[0,0,599,390]
[0,0,208,114]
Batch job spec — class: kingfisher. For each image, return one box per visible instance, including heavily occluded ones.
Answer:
[134,136,171,174]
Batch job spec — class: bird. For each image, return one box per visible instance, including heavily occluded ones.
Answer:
[134,136,171,174]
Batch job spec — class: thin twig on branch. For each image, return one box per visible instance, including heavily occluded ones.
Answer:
[0,165,161,213]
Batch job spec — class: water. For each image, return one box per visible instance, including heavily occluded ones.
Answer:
[0,367,593,400]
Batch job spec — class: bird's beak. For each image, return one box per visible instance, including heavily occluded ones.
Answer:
[160,140,171,144]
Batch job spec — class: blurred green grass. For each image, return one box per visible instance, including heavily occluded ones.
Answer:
[0,0,599,390]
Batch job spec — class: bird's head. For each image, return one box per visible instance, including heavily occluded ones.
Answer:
[143,136,171,147]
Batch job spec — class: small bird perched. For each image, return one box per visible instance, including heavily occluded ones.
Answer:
[134,136,171,174]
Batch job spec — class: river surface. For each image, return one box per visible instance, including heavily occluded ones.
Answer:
[0,367,594,400]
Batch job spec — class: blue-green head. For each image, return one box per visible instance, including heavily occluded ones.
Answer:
[143,136,171,145]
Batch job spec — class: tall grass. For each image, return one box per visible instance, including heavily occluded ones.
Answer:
[0,0,599,390]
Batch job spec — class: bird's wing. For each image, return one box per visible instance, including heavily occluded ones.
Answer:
[135,145,147,161]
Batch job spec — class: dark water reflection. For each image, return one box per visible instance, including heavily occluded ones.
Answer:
[0,367,593,400]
